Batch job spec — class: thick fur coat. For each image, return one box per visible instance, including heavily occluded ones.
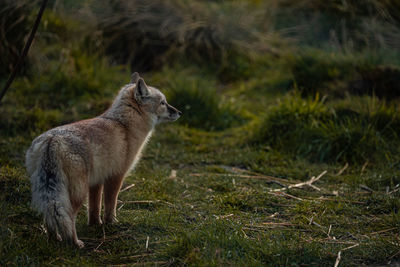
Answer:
[26,73,181,247]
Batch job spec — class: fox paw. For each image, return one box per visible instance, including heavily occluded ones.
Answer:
[88,217,103,226]
[56,233,62,241]
[75,239,85,248]
[104,216,119,224]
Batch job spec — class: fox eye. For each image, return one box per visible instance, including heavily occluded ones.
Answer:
[160,101,166,106]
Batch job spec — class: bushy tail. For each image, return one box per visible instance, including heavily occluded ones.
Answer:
[28,139,74,242]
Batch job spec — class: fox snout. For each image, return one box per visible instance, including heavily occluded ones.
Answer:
[167,104,182,121]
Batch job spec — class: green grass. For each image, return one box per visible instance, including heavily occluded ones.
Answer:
[289,50,400,99]
[2,68,400,265]
[1,122,400,266]
[252,93,400,164]
[1,1,400,266]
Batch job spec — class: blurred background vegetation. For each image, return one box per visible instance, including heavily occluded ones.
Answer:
[1,0,400,265]
[2,0,399,164]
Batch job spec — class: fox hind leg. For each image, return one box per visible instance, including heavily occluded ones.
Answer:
[88,184,103,225]
[71,214,84,248]
[68,200,85,248]
[46,225,62,242]
[68,184,88,248]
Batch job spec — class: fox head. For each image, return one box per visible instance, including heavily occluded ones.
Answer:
[128,72,182,124]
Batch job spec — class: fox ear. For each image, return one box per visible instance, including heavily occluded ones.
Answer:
[134,78,150,102]
[131,72,140,84]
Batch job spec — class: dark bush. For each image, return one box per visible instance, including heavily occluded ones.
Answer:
[291,51,360,96]
[348,66,400,100]
[0,0,34,78]
[90,0,269,73]
[290,51,400,100]
[276,0,400,49]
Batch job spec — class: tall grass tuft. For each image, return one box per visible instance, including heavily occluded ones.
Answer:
[252,93,400,164]
[275,0,400,50]
[86,0,275,72]
[289,50,400,99]
[290,50,362,95]
[1,50,128,135]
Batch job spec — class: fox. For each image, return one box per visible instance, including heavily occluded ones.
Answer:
[25,72,181,248]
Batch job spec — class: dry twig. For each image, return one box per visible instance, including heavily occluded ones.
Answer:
[269,191,305,201]
[132,261,168,266]
[119,200,175,207]
[0,0,48,103]
[359,184,374,193]
[361,161,369,174]
[388,184,400,195]
[190,172,294,184]
[261,222,294,227]
[334,243,359,267]
[244,222,295,229]
[389,249,400,260]
[120,183,136,193]
[271,170,327,192]
[313,240,358,245]
[302,197,365,205]
[368,227,397,236]
[336,163,349,176]
[120,253,156,260]
[214,214,234,220]
[169,170,177,179]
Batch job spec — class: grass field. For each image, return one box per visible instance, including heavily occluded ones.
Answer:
[1,0,400,266]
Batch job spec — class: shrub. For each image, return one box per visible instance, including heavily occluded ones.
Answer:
[290,51,364,96]
[0,106,64,136]
[1,50,128,135]
[347,65,400,100]
[8,52,126,110]
[290,50,400,100]
[88,0,273,73]
[0,0,34,78]
[275,0,400,50]
[252,94,400,163]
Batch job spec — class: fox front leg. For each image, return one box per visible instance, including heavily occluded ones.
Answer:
[103,175,124,223]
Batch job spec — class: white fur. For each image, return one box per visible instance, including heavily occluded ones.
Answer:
[128,130,153,173]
